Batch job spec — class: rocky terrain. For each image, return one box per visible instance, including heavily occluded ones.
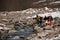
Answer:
[0,7,60,40]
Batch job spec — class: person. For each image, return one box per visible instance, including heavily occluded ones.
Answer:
[48,16,53,21]
[44,16,49,21]
[45,20,49,26]
[39,17,43,27]
[44,16,49,26]
[33,15,40,24]
[36,15,40,24]
[44,16,53,27]
[48,16,53,27]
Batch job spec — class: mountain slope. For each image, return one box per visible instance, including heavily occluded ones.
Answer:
[0,0,60,11]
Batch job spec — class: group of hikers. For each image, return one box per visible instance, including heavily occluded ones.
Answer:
[33,14,53,28]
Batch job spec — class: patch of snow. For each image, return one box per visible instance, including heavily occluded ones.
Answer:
[51,11,60,18]
[27,11,60,19]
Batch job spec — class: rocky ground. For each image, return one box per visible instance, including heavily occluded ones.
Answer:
[0,8,60,40]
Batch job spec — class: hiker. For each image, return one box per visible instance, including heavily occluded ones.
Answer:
[44,16,49,21]
[45,20,50,26]
[48,16,53,27]
[33,15,40,24]
[48,16,53,21]
[44,16,53,27]
[39,16,43,27]
[44,16,49,26]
